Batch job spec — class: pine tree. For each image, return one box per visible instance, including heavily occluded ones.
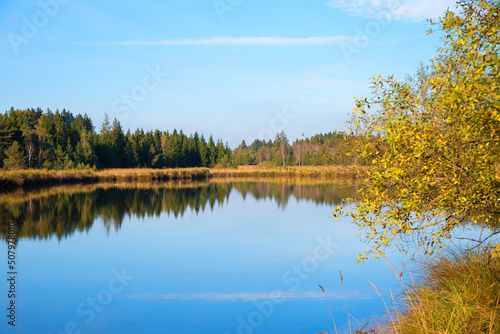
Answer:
[199,135,209,167]
[111,118,126,167]
[3,141,27,170]
[54,144,66,169]
[0,115,15,167]
[208,135,217,166]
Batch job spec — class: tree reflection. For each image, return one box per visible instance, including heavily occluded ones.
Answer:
[0,178,359,241]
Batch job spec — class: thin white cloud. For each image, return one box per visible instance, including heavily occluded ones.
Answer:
[125,290,371,302]
[76,36,359,46]
[328,0,457,22]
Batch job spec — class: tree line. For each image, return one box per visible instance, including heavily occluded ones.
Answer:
[0,107,360,170]
[0,108,232,170]
[233,131,359,166]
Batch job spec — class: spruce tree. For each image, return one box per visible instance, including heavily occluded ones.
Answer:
[3,141,27,170]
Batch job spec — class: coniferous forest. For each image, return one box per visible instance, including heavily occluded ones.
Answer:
[0,107,359,170]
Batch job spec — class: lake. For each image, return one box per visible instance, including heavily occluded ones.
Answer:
[0,178,408,334]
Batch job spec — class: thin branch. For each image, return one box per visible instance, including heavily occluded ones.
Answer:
[468,230,500,250]
[460,138,500,146]
[409,214,455,231]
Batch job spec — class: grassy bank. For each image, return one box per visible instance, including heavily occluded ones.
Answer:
[209,165,365,178]
[358,247,500,334]
[0,168,210,189]
[0,165,365,189]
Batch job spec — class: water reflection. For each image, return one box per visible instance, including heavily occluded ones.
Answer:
[0,178,359,241]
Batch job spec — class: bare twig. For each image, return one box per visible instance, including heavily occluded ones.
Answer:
[340,270,352,333]
[319,284,338,334]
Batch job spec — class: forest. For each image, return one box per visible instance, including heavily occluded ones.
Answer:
[0,107,359,170]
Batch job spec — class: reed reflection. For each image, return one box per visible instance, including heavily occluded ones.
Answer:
[0,178,359,241]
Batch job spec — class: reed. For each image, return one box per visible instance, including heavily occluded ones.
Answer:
[209,165,366,178]
[376,247,500,334]
[349,247,500,334]
[0,165,365,189]
[319,247,500,334]
[0,167,211,189]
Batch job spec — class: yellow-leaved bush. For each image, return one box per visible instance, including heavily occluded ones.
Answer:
[333,0,500,261]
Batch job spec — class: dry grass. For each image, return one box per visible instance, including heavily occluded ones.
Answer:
[209,165,366,178]
[95,168,209,181]
[0,167,210,188]
[369,248,500,334]
[0,165,365,189]
[319,248,500,334]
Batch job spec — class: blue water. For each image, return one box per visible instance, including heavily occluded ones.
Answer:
[0,181,409,334]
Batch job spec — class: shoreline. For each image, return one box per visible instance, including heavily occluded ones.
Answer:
[0,165,365,190]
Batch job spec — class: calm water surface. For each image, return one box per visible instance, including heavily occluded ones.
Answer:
[0,179,407,334]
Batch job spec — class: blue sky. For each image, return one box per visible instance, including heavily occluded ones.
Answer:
[1,0,456,147]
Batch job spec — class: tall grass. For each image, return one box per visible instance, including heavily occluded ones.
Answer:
[375,247,500,334]
[209,165,365,178]
[321,247,500,334]
[319,284,339,334]
[0,165,365,189]
[0,168,210,188]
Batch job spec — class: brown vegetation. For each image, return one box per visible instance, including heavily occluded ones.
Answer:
[0,165,366,189]
[209,165,366,178]
[373,248,500,334]
[0,167,210,189]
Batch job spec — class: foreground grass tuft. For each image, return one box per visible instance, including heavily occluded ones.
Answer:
[379,247,500,334]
